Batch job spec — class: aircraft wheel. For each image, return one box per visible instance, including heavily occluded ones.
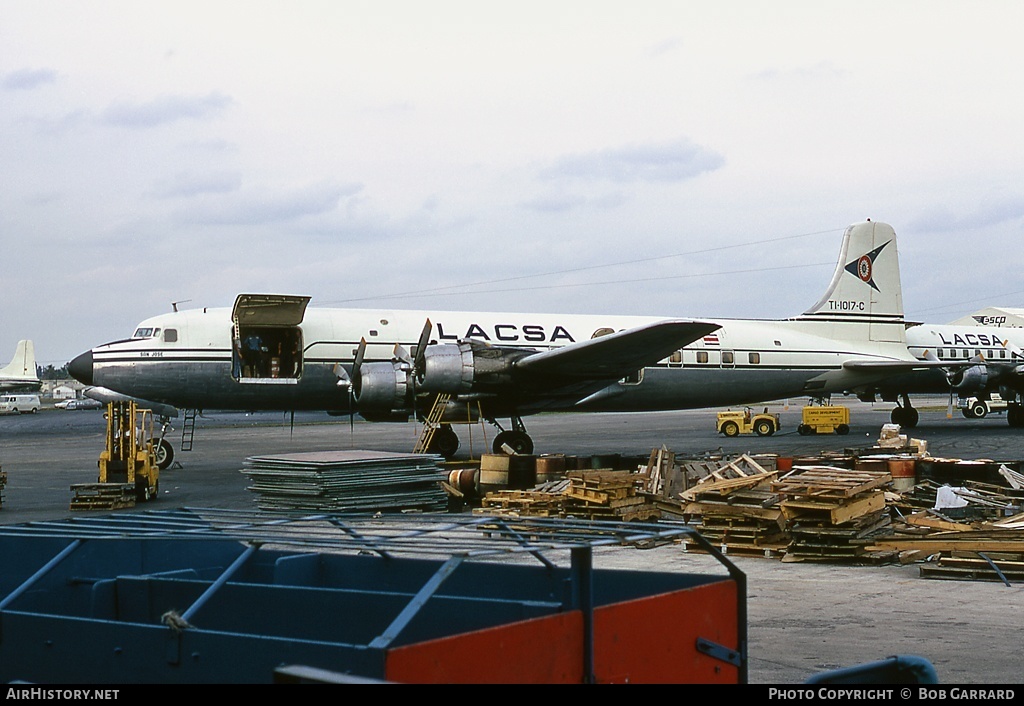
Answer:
[836,424,850,435]
[721,421,740,438]
[493,430,534,455]
[154,439,175,470]
[1008,406,1024,428]
[970,401,988,419]
[429,425,460,459]
[903,407,919,428]
[890,408,904,426]
[754,420,774,437]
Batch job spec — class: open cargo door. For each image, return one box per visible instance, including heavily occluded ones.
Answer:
[232,294,311,382]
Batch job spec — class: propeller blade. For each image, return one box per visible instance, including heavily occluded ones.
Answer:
[333,363,351,387]
[413,319,432,375]
[351,338,367,395]
[393,343,412,365]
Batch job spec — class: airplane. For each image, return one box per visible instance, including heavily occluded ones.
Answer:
[850,322,1024,428]
[68,219,936,462]
[0,340,41,392]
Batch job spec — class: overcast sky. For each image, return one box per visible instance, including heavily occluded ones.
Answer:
[4,1,1024,368]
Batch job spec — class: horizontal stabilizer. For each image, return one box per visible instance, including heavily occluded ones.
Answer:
[515,320,721,379]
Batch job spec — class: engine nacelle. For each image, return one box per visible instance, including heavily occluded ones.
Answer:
[950,364,989,394]
[417,341,524,394]
[351,360,412,421]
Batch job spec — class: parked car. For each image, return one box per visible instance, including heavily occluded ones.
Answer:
[57,398,103,411]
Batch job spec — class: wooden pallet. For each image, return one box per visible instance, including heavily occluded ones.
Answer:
[70,483,136,510]
[920,554,1024,582]
[773,466,892,499]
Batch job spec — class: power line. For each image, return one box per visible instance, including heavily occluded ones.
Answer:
[324,227,840,305]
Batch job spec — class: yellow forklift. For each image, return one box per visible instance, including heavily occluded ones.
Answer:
[70,400,160,510]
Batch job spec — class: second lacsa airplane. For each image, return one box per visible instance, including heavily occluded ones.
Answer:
[70,220,942,462]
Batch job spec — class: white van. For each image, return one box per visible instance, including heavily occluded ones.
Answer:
[0,394,41,414]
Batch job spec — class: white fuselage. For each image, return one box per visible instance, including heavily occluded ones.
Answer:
[79,304,919,416]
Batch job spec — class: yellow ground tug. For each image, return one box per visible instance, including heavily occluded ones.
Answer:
[71,400,160,510]
[716,407,781,437]
[797,405,851,435]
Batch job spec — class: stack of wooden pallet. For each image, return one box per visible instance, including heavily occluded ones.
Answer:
[677,455,786,556]
[476,469,660,522]
[562,470,659,522]
[773,465,893,562]
[474,479,570,518]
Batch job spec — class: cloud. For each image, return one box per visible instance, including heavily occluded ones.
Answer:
[173,181,363,226]
[908,196,1024,232]
[149,171,243,199]
[2,68,58,90]
[747,62,848,83]
[519,190,627,214]
[541,139,725,183]
[99,92,233,128]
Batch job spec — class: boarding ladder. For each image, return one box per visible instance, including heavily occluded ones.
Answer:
[413,394,451,454]
[180,409,197,451]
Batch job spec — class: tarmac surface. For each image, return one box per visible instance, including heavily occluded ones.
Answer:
[2,396,1023,685]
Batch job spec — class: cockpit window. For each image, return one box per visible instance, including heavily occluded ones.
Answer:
[132,327,161,339]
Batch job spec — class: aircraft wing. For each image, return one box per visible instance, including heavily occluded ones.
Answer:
[842,359,957,372]
[514,319,721,379]
[84,386,180,419]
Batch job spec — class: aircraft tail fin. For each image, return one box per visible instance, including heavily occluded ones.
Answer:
[793,220,906,343]
[0,340,38,380]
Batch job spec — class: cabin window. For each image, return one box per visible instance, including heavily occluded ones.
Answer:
[696,351,709,364]
[749,352,760,364]
[233,325,304,381]
[670,350,682,365]
[721,351,735,367]
[163,329,178,343]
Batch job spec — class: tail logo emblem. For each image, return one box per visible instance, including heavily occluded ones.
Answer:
[843,239,891,293]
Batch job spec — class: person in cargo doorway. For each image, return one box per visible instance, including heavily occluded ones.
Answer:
[242,331,266,378]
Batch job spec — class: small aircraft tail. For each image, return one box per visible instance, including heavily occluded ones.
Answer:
[0,340,38,380]
[793,220,906,343]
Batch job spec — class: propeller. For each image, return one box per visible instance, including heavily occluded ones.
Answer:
[922,349,955,419]
[413,318,432,380]
[399,319,433,429]
[333,338,367,438]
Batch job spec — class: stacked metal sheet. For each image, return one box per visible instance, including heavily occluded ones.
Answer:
[242,449,449,513]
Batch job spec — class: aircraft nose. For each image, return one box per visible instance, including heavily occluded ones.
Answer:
[68,350,94,385]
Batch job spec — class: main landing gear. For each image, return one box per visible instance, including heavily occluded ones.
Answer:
[490,416,534,455]
[890,394,919,428]
[425,423,461,458]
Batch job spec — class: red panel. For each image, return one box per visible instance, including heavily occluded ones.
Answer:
[594,581,739,683]
[385,579,739,684]
[386,612,585,684]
